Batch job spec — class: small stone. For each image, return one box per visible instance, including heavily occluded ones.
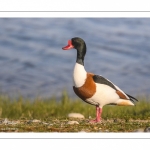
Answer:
[105,130,109,132]
[68,113,85,119]
[134,128,144,132]
[144,127,150,132]
[94,126,98,130]
[49,124,53,126]
[2,118,11,124]
[114,119,118,123]
[42,122,49,125]
[11,120,20,125]
[67,121,79,125]
[32,119,41,123]
[27,119,41,124]
[78,131,87,133]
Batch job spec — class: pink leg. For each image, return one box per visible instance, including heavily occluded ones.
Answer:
[89,106,102,123]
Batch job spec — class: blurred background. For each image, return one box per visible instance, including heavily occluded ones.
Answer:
[0,18,149,99]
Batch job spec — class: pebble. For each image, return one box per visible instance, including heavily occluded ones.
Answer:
[32,119,41,123]
[78,131,87,133]
[133,127,150,132]
[144,127,150,132]
[104,130,109,132]
[11,120,20,125]
[42,122,49,125]
[2,118,11,124]
[134,128,145,132]
[67,121,79,125]
[1,118,20,125]
[68,113,85,119]
[27,119,41,124]
[49,123,54,126]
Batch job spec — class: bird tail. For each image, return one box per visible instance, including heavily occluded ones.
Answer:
[125,93,138,104]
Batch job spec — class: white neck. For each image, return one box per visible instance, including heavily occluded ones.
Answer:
[73,63,87,87]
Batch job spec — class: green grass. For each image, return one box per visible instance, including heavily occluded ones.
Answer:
[0,91,150,132]
[0,91,150,121]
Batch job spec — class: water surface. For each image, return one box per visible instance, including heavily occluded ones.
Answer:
[0,18,149,99]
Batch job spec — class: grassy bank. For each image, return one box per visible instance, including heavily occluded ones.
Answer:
[0,91,149,120]
[0,91,150,132]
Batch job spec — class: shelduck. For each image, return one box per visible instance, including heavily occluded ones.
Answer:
[62,37,138,123]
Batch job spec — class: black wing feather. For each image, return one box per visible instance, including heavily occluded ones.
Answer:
[125,93,138,102]
[93,75,117,90]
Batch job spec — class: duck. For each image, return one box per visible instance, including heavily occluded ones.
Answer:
[62,37,138,123]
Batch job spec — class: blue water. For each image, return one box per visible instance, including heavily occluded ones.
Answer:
[0,18,150,99]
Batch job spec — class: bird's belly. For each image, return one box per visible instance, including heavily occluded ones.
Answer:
[86,83,119,107]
